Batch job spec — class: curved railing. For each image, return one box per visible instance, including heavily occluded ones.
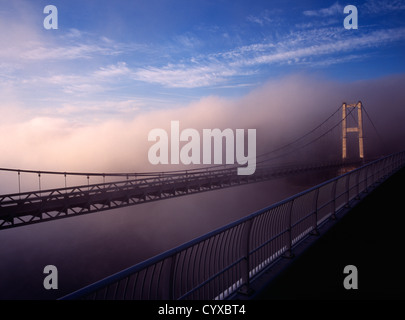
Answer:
[59,151,405,300]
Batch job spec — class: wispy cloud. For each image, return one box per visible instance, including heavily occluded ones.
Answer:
[246,12,272,26]
[295,18,340,30]
[5,22,405,92]
[0,18,143,63]
[240,28,405,66]
[1,0,405,113]
[174,33,203,48]
[130,27,405,88]
[362,0,405,14]
[63,28,85,39]
[133,64,238,88]
[51,99,143,118]
[297,54,369,67]
[94,62,131,78]
[303,2,343,17]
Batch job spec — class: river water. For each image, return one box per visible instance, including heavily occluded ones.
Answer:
[0,169,337,299]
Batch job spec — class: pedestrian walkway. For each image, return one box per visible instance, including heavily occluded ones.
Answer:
[252,167,405,300]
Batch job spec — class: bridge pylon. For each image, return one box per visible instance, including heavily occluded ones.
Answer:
[342,101,364,161]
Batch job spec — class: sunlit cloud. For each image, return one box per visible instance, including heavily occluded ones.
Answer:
[1,74,405,175]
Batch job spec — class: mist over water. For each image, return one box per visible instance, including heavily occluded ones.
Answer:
[1,74,405,174]
[1,73,405,299]
[0,170,334,300]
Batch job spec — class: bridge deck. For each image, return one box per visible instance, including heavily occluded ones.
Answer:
[0,161,356,230]
[251,167,405,300]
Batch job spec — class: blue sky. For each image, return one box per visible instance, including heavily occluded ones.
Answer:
[1,0,405,122]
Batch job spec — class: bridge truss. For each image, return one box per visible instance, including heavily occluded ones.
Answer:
[0,102,384,230]
[0,161,361,230]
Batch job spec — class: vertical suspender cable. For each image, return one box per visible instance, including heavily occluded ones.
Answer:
[18,170,21,199]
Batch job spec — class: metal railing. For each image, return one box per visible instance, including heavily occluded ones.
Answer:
[60,151,405,300]
[0,160,361,230]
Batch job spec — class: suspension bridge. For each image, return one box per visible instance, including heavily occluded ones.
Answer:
[2,101,404,300]
[0,102,385,230]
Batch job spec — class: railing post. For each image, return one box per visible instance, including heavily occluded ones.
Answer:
[372,162,377,185]
[393,154,398,172]
[239,219,253,296]
[185,170,189,194]
[381,158,387,180]
[331,179,338,220]
[383,157,388,177]
[18,171,21,198]
[369,163,374,187]
[345,174,350,207]
[310,189,320,236]
[38,172,41,192]
[364,165,369,193]
[380,158,386,180]
[355,169,360,199]
[168,255,176,300]
[283,200,295,258]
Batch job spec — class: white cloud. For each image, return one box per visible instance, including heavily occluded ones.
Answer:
[19,43,121,61]
[298,54,368,67]
[246,15,267,26]
[94,62,131,78]
[219,43,276,60]
[0,10,141,63]
[18,62,134,96]
[131,27,405,88]
[244,28,405,66]
[133,64,238,88]
[303,2,343,17]
[64,28,84,39]
[1,0,405,101]
[2,73,405,176]
[174,33,203,48]
[246,9,279,26]
[55,100,142,116]
[362,0,405,14]
[295,18,340,29]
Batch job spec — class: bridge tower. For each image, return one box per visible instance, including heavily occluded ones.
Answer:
[342,101,364,160]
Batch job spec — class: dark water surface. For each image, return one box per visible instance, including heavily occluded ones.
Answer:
[0,170,336,300]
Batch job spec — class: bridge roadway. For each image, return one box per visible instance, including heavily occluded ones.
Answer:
[247,166,405,300]
[0,160,359,230]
